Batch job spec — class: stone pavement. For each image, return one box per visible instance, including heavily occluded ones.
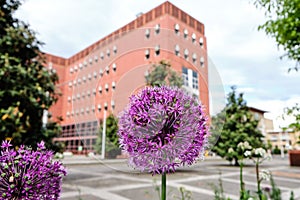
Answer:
[59,155,300,200]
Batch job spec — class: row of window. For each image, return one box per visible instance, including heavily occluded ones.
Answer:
[66,101,115,117]
[144,23,204,47]
[143,45,205,67]
[69,60,117,75]
[68,66,116,88]
[174,23,204,47]
[68,83,116,102]
[61,121,98,147]
[174,45,205,66]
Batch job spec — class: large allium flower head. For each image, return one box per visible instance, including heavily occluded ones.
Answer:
[118,86,209,174]
[0,140,67,199]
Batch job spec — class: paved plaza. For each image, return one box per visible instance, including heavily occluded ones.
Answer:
[60,155,300,200]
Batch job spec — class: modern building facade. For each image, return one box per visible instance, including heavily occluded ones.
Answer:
[46,1,209,153]
[249,107,274,137]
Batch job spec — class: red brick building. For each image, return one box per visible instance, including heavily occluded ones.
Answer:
[45,1,209,153]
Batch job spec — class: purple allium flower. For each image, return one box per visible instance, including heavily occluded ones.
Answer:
[118,86,209,174]
[1,140,12,149]
[0,140,67,199]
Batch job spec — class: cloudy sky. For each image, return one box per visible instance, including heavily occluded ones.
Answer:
[15,0,299,129]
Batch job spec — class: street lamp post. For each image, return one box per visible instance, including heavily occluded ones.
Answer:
[101,110,107,159]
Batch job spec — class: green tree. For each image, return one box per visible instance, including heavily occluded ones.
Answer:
[94,114,120,158]
[253,0,300,70]
[210,86,265,165]
[284,103,300,132]
[0,0,60,149]
[145,60,183,87]
[283,103,300,145]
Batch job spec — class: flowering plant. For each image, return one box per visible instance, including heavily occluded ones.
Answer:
[0,140,67,200]
[118,86,209,199]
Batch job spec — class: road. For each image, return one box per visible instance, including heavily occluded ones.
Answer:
[60,155,300,200]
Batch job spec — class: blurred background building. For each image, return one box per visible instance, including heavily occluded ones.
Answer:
[45,1,209,153]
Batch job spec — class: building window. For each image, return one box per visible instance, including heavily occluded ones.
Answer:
[84,61,88,67]
[155,24,160,34]
[112,63,116,71]
[111,100,115,110]
[104,102,108,110]
[88,73,92,80]
[100,52,104,60]
[112,81,116,90]
[94,55,98,62]
[73,80,77,86]
[145,49,150,59]
[155,45,160,56]
[184,49,189,59]
[89,58,93,65]
[183,29,188,39]
[200,57,205,67]
[74,66,78,72]
[77,78,81,85]
[105,66,109,74]
[192,71,198,89]
[79,63,83,69]
[68,96,71,102]
[192,33,196,43]
[105,83,109,92]
[99,69,103,76]
[93,88,96,95]
[175,44,180,56]
[70,67,73,73]
[82,76,86,83]
[68,82,72,87]
[97,104,101,111]
[145,29,150,38]
[113,46,117,54]
[93,71,97,78]
[174,23,180,35]
[98,86,102,94]
[106,49,110,57]
[182,67,188,87]
[199,37,204,47]
[192,53,197,63]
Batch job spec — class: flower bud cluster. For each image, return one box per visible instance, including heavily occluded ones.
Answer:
[0,140,67,199]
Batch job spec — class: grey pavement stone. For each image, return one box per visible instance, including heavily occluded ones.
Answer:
[60,156,300,200]
[62,194,106,200]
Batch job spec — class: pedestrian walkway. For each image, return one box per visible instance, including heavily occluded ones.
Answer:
[59,155,300,200]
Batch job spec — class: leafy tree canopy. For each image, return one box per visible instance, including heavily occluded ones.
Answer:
[145,60,183,88]
[283,104,300,145]
[210,86,265,165]
[284,103,300,132]
[253,0,300,70]
[0,0,61,149]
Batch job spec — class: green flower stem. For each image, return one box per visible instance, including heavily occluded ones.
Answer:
[239,160,245,198]
[256,161,262,200]
[161,172,166,200]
